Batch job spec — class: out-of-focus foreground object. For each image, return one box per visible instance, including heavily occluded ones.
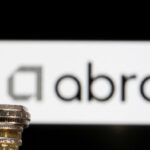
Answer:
[0,105,30,150]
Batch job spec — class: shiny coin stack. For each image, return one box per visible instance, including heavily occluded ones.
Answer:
[0,104,30,150]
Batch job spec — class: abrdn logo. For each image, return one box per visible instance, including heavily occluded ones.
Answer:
[7,62,150,102]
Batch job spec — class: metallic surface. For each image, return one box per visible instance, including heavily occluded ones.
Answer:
[0,105,30,150]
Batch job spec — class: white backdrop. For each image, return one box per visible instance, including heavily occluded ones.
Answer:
[0,41,150,124]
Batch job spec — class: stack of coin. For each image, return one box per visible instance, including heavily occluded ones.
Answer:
[0,104,30,150]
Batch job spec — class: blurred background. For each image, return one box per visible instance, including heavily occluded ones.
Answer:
[1,21,150,150]
[21,125,150,150]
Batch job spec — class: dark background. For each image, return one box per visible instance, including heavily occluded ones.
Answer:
[1,19,150,150]
[21,125,150,150]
